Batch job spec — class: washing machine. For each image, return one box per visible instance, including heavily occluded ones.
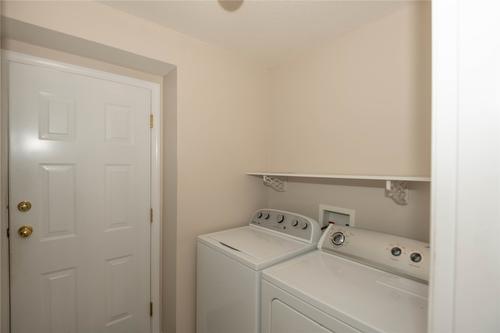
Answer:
[196,209,321,333]
[261,224,430,333]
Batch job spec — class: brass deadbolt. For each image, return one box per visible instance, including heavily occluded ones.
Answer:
[17,201,32,212]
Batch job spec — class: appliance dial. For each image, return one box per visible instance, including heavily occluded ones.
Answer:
[301,222,308,230]
[257,212,263,219]
[292,220,299,227]
[277,215,285,223]
[331,232,345,246]
[410,252,422,263]
[264,213,270,220]
[391,247,402,257]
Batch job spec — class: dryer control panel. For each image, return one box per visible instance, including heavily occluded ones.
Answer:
[251,209,321,244]
[319,224,430,282]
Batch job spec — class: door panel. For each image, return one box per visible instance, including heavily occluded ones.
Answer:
[39,164,76,239]
[41,268,78,333]
[9,59,151,333]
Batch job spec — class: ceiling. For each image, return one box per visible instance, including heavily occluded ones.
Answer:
[102,0,413,66]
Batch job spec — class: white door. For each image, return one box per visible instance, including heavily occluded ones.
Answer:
[9,56,152,333]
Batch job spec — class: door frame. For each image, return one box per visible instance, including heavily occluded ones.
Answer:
[429,0,457,332]
[3,51,162,333]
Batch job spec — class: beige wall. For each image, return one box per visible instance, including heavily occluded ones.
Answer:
[268,2,431,177]
[2,1,431,332]
[267,180,430,242]
[264,2,431,243]
[3,2,269,333]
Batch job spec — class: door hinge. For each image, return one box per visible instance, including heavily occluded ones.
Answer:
[150,114,154,128]
[150,208,153,223]
[150,301,153,317]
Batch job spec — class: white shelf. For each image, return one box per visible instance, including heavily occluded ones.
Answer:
[248,172,430,205]
[246,172,431,182]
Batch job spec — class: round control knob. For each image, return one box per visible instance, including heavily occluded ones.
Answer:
[391,247,402,257]
[410,252,422,263]
[331,232,345,246]
[301,223,308,230]
[292,220,299,227]
[277,215,285,223]
[257,212,263,219]
[264,213,270,220]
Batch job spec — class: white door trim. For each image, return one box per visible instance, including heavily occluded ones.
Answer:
[4,51,162,333]
[429,0,457,331]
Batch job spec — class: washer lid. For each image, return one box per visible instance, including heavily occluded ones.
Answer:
[198,226,313,270]
[262,251,428,333]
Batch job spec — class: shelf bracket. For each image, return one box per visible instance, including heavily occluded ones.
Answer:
[385,180,409,205]
[263,175,287,192]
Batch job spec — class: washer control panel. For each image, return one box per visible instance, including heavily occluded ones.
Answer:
[251,209,321,243]
[319,224,430,282]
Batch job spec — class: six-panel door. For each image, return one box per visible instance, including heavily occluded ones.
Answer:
[9,59,152,333]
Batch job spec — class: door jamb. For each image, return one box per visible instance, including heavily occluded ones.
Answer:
[3,51,162,333]
[428,1,458,332]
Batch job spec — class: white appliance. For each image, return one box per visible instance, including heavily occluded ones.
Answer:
[261,224,430,333]
[197,209,321,333]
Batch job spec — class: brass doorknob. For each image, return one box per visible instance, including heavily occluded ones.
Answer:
[18,225,33,238]
[17,201,32,212]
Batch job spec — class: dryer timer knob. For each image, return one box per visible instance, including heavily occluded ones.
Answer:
[410,252,422,263]
[331,232,345,246]
[391,247,402,257]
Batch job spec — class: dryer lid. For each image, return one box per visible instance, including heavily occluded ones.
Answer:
[199,226,312,269]
[209,226,307,260]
